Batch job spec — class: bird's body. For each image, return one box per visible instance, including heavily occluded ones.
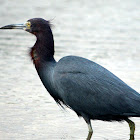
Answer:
[0,18,140,140]
[36,55,140,121]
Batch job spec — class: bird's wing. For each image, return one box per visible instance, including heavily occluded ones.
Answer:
[53,56,140,118]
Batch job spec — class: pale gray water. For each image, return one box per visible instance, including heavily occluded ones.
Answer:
[0,0,140,139]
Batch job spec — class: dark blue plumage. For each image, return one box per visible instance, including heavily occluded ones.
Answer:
[54,56,140,119]
[0,18,139,140]
[38,55,140,121]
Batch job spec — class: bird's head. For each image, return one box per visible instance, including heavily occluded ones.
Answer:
[0,18,55,64]
[0,18,52,36]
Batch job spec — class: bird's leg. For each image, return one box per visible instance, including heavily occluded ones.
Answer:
[87,122,93,140]
[83,117,93,140]
[125,118,135,140]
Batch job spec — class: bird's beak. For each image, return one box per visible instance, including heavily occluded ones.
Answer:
[0,23,26,30]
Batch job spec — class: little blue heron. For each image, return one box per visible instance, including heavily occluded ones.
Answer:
[0,18,140,140]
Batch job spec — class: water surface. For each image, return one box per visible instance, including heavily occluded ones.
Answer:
[0,0,140,139]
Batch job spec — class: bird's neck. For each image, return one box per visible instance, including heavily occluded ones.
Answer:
[30,31,57,95]
[30,30,60,100]
[30,31,55,67]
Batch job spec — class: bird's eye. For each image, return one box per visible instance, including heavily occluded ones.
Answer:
[26,22,31,29]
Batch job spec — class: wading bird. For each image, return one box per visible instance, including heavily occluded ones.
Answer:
[0,18,140,140]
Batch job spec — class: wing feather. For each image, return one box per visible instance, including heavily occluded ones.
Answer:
[53,56,140,118]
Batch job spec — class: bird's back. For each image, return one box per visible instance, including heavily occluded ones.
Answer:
[52,56,140,121]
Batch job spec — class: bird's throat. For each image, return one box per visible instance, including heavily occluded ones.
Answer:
[30,31,55,66]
